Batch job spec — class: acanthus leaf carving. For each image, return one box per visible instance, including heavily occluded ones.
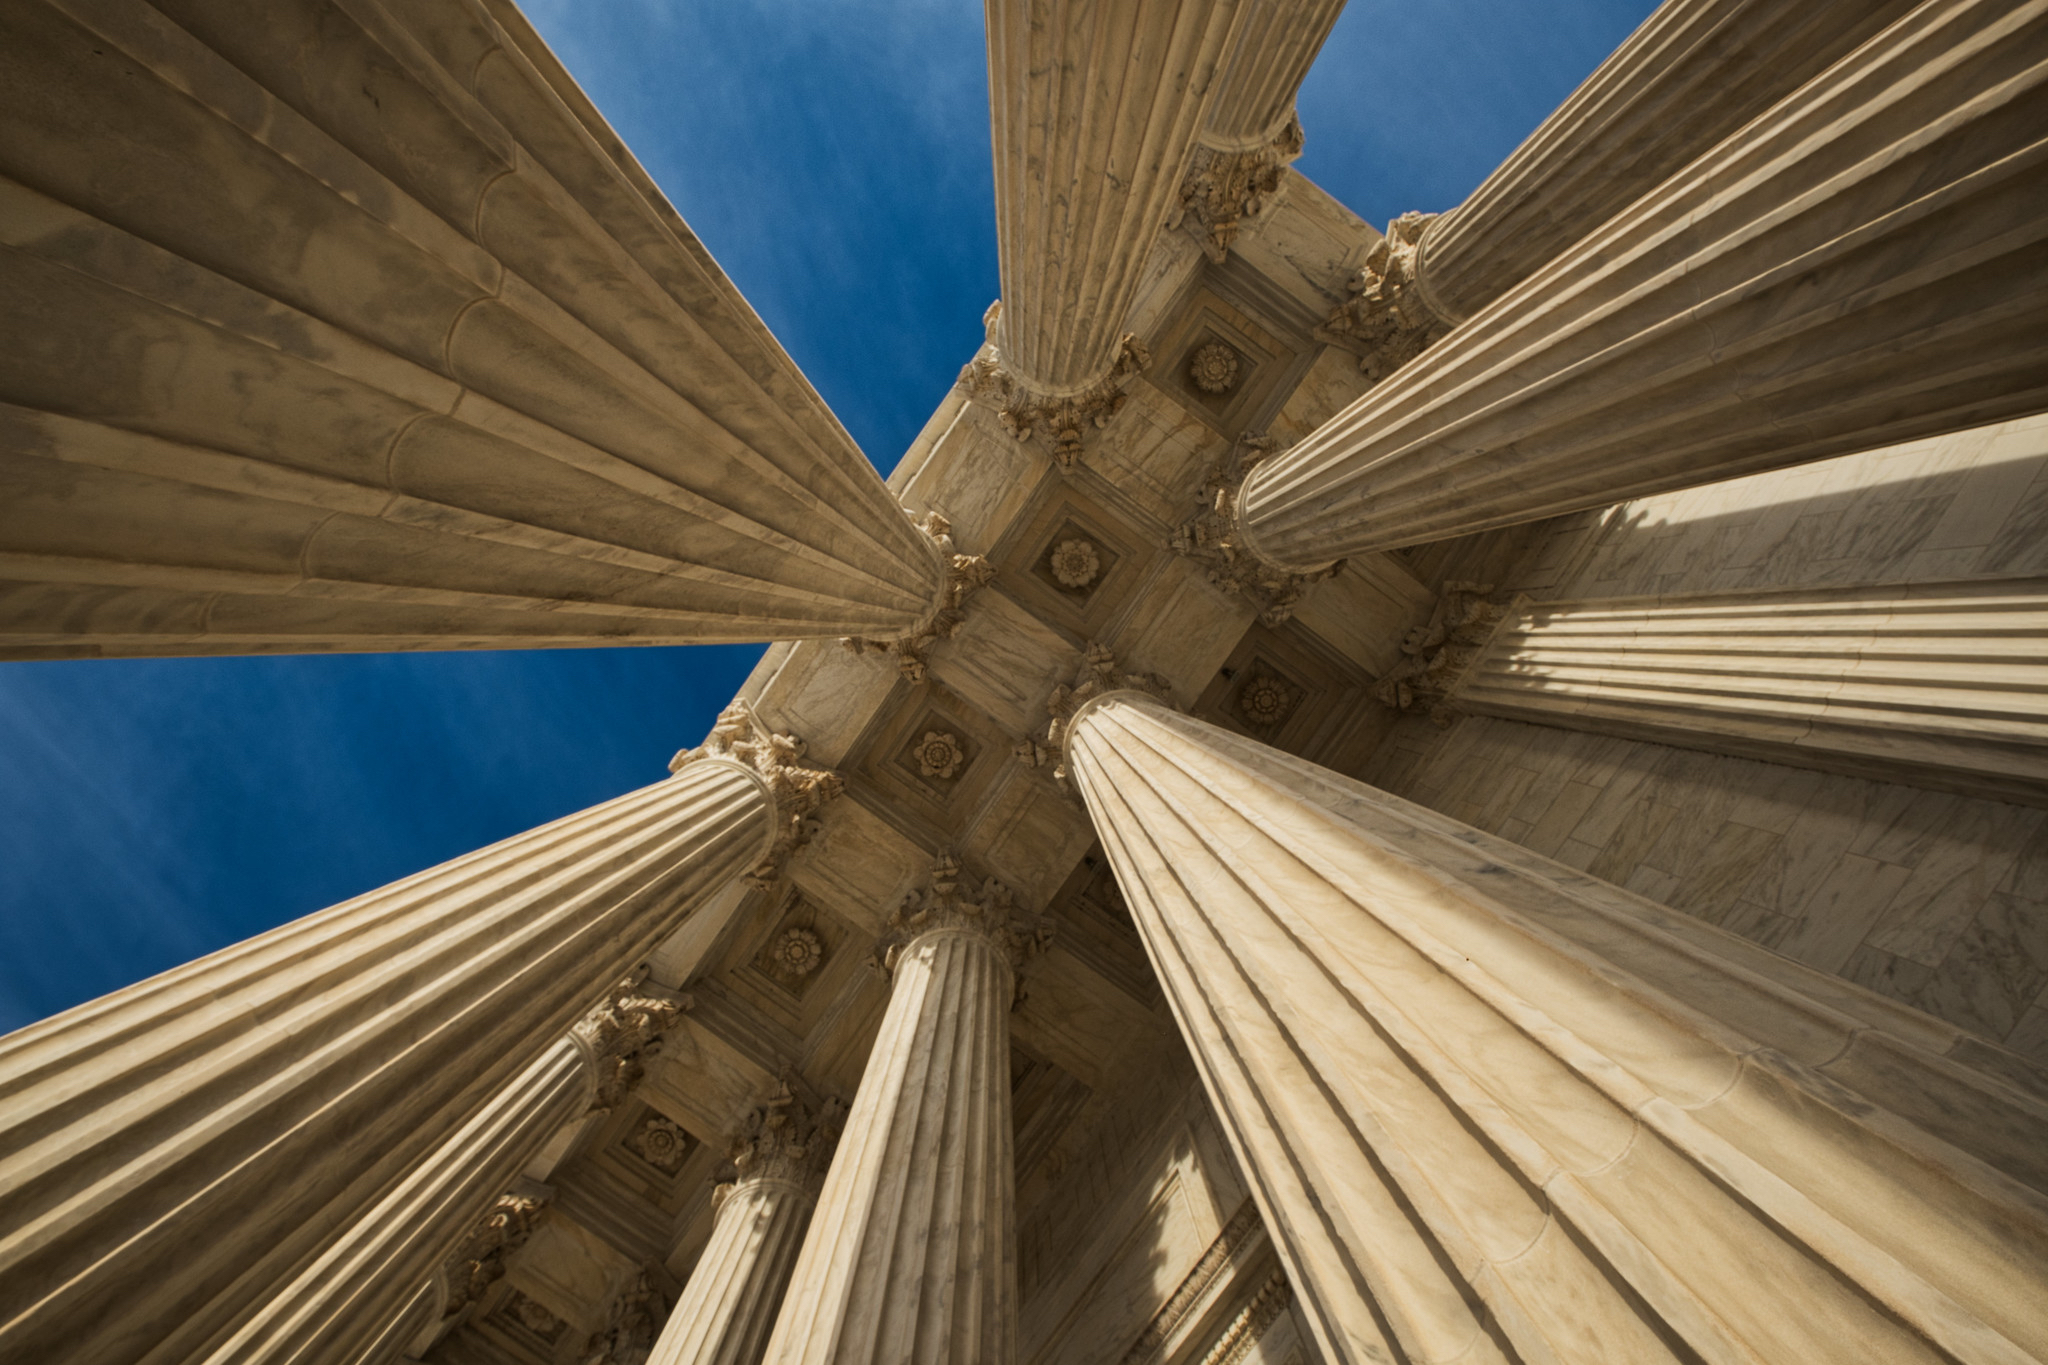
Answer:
[869,851,1052,997]
[1314,210,1455,385]
[1373,581,1516,726]
[1168,115,1305,264]
[1025,643,1177,791]
[956,301,1151,472]
[440,1184,554,1318]
[669,700,843,890]
[578,1266,667,1365]
[570,973,692,1113]
[841,509,996,685]
[715,1076,847,1207]
[1168,433,1341,627]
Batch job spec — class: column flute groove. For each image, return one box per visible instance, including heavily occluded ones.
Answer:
[1236,0,2048,570]
[0,702,837,1365]
[1042,654,2048,1365]
[0,0,949,659]
[760,854,1048,1365]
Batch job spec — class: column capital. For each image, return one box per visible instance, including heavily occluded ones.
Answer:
[718,1079,847,1207]
[1170,436,1342,624]
[439,1182,554,1322]
[569,974,694,1113]
[671,702,844,889]
[870,852,1052,982]
[1016,644,1178,789]
[1374,583,1518,727]
[841,510,997,683]
[1311,211,1460,384]
[957,302,1153,471]
[1170,113,1305,264]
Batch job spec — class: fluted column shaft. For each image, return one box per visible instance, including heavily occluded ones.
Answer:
[1417,0,1920,322]
[1201,0,1346,150]
[0,0,947,660]
[1447,577,2048,806]
[0,705,833,1365]
[986,0,1250,393]
[1245,0,2048,565]
[656,1179,814,1365]
[761,862,1031,1365]
[1066,689,2048,1365]
[205,981,685,1365]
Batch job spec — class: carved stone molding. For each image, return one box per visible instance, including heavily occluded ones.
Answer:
[1372,582,1514,726]
[1121,1198,1266,1363]
[570,975,692,1113]
[440,1185,554,1318]
[841,510,997,684]
[1313,210,1457,384]
[1169,434,1341,627]
[1022,643,1177,790]
[669,701,844,890]
[717,1078,847,1207]
[1169,115,1305,263]
[870,851,1052,988]
[579,1266,666,1365]
[956,302,1151,471]
[1194,1269,1291,1365]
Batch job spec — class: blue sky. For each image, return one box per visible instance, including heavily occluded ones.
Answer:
[0,0,1658,1032]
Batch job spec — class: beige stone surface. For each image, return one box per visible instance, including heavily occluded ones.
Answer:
[1070,691,2048,1365]
[0,755,777,1365]
[1239,0,2048,567]
[761,865,1031,1365]
[1451,577,2048,806]
[986,0,1250,395]
[0,0,947,660]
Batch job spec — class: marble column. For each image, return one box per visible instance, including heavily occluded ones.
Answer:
[1442,577,2048,807]
[1229,0,2048,569]
[649,1083,843,1365]
[963,0,1249,467]
[200,981,688,1365]
[0,703,837,1365]
[0,0,949,660]
[1169,0,1347,262]
[1051,667,2048,1365]
[1318,0,1920,381]
[760,854,1049,1365]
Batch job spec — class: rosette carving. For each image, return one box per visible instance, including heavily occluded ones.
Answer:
[841,510,996,684]
[1168,115,1305,263]
[570,975,691,1113]
[956,302,1150,471]
[1168,434,1340,627]
[1314,210,1456,384]
[869,852,1052,990]
[669,701,844,890]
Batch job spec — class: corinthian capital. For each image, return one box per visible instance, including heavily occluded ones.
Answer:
[841,510,996,684]
[1168,434,1341,626]
[441,1184,553,1318]
[670,701,845,890]
[1016,644,1176,792]
[717,1078,846,1205]
[570,975,692,1113]
[1169,115,1305,263]
[870,851,1052,986]
[956,302,1150,472]
[1314,211,1457,384]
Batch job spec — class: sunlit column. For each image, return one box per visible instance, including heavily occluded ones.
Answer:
[963,0,1250,468]
[760,854,1048,1365]
[0,0,949,659]
[1047,657,2048,1365]
[0,703,836,1365]
[1318,0,1920,382]
[1233,0,2048,568]
[649,1083,843,1365]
